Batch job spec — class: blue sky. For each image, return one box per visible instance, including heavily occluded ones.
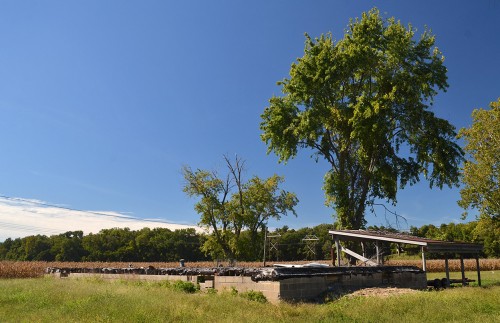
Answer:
[0,1,499,240]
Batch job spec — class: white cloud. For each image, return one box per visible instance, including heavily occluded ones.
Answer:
[0,197,202,241]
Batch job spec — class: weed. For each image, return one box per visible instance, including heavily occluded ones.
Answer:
[172,280,197,293]
[206,288,218,295]
[239,290,267,303]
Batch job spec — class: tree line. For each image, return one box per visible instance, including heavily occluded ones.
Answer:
[0,219,497,262]
[0,228,208,262]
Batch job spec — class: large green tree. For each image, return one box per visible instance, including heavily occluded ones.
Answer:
[182,155,298,260]
[260,8,463,229]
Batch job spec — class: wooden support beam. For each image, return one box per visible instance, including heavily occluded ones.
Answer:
[330,247,334,266]
[335,237,341,267]
[263,228,267,267]
[375,242,380,265]
[444,256,450,282]
[476,254,481,287]
[460,255,466,286]
[421,246,427,272]
[339,245,378,266]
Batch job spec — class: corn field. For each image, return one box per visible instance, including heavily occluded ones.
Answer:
[385,258,499,272]
[1,259,499,279]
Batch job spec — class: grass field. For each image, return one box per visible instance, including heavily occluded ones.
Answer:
[0,275,498,322]
[0,260,498,322]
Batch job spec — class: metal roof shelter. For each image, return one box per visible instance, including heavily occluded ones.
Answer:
[329,230,484,286]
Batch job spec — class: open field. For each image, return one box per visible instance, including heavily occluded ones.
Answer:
[1,260,499,321]
[0,276,498,322]
[1,259,499,278]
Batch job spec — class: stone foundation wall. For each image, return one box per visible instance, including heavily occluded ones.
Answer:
[213,276,281,303]
[278,271,427,301]
[48,267,426,303]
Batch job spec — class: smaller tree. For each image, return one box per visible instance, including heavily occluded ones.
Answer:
[458,98,500,257]
[458,98,500,219]
[182,155,298,260]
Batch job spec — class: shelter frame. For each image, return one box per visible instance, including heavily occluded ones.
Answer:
[329,230,483,286]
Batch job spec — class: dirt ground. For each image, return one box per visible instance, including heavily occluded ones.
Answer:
[345,287,420,298]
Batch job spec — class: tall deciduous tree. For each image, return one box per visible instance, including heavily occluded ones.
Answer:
[458,98,500,219]
[182,155,298,260]
[458,98,500,257]
[260,8,463,229]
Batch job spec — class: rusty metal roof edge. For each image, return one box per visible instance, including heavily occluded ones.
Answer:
[329,229,483,251]
[329,230,428,246]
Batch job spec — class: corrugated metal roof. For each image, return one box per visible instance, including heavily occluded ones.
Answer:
[329,229,483,253]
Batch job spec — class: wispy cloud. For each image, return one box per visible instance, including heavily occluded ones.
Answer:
[0,197,201,241]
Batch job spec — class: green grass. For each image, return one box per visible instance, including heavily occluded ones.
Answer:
[0,277,498,322]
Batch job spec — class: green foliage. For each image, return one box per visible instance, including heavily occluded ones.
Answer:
[239,290,267,303]
[260,8,463,230]
[410,220,499,258]
[182,155,298,260]
[51,231,87,261]
[1,220,497,261]
[458,98,500,221]
[82,227,137,261]
[268,223,334,261]
[172,280,198,294]
[0,227,208,262]
[471,217,499,258]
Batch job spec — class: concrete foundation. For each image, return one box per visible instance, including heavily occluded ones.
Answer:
[47,266,426,303]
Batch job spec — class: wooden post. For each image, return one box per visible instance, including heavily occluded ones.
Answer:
[444,255,450,283]
[263,227,267,267]
[421,247,427,272]
[335,237,341,267]
[330,246,335,266]
[460,255,466,286]
[476,254,481,287]
[375,242,380,265]
[361,241,366,258]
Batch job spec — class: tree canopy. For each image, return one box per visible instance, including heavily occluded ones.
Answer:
[457,98,500,257]
[182,155,298,260]
[260,8,463,229]
[1,219,497,261]
[458,98,500,220]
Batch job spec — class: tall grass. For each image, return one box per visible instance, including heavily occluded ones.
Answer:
[0,277,498,322]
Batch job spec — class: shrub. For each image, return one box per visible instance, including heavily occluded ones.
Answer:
[172,280,197,293]
[239,290,267,303]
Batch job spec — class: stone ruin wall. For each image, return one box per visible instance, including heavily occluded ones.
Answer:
[47,266,427,303]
